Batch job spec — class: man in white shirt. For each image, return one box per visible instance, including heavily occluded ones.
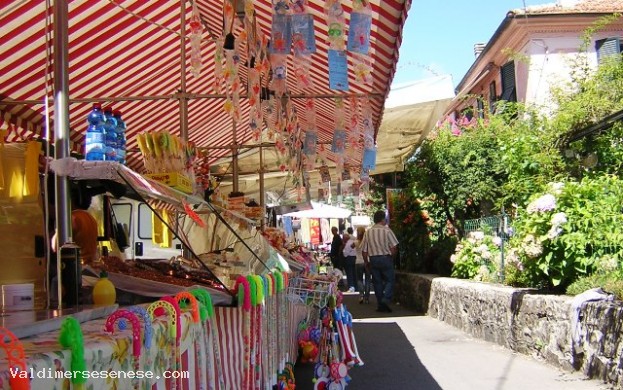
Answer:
[361,210,399,312]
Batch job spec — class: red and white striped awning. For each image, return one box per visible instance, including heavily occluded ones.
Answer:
[0,0,410,183]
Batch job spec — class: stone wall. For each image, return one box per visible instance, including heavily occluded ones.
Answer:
[394,272,435,313]
[395,273,623,387]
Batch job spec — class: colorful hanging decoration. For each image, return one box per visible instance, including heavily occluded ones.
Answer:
[294,55,313,89]
[328,49,349,91]
[223,48,242,122]
[270,9,291,55]
[248,67,263,140]
[183,200,206,228]
[353,52,373,85]
[325,0,346,51]
[189,1,203,78]
[347,0,372,54]
[360,97,376,170]
[291,0,316,56]
[303,131,317,158]
[214,37,225,93]
[362,147,377,170]
[1,327,30,390]
[332,129,347,154]
[319,165,331,183]
[270,54,288,96]
[332,98,347,156]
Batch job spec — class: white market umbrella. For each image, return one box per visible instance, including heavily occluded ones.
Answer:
[283,201,352,219]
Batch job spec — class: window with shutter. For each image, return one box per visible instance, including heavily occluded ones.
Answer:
[500,61,516,103]
[596,38,622,64]
[488,81,496,113]
[477,96,485,119]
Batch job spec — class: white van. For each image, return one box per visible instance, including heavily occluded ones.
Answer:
[110,198,183,260]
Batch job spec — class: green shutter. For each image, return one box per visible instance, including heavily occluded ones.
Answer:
[596,38,621,64]
[500,61,516,102]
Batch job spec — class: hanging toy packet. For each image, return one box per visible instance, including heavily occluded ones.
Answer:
[270,0,291,55]
[347,0,372,54]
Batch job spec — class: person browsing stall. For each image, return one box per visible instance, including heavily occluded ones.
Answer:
[329,226,343,270]
[361,210,399,313]
[342,227,357,292]
[354,226,370,304]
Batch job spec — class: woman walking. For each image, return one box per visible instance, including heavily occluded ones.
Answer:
[354,227,371,303]
[342,227,357,292]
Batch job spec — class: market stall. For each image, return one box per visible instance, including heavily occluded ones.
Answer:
[0,0,411,388]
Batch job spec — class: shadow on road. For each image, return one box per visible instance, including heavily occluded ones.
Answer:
[295,294,442,389]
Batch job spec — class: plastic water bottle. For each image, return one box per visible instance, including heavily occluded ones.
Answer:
[103,107,117,161]
[85,103,105,161]
[113,110,126,164]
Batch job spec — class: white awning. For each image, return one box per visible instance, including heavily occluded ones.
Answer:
[283,201,352,219]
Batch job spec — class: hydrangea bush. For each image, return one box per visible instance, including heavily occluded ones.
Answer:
[509,176,623,290]
[451,231,502,282]
[451,175,623,291]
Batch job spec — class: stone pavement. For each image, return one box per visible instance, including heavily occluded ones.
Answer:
[294,293,611,390]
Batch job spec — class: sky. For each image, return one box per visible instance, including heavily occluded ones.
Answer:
[391,0,547,88]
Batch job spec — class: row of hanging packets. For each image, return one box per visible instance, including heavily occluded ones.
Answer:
[332,98,347,176]
[360,97,377,171]
[270,0,289,96]
[302,99,318,170]
[325,0,348,91]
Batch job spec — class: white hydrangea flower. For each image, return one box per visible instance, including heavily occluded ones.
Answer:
[492,236,502,246]
[548,182,565,195]
[546,226,563,240]
[450,254,457,264]
[551,212,567,227]
[598,256,618,272]
[527,194,556,214]
[471,231,485,241]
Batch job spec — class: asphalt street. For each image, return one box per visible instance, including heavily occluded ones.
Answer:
[294,293,610,390]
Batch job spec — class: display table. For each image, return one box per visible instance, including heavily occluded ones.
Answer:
[0,308,205,390]
[0,289,306,390]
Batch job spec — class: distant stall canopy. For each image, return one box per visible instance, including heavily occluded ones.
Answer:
[0,0,412,202]
[373,75,455,174]
[283,201,352,219]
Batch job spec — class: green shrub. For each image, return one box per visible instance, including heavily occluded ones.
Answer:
[567,272,623,301]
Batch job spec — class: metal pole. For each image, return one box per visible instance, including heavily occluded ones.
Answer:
[1,93,385,106]
[232,120,239,193]
[53,0,71,309]
[259,144,265,230]
[179,0,188,142]
[499,206,506,283]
